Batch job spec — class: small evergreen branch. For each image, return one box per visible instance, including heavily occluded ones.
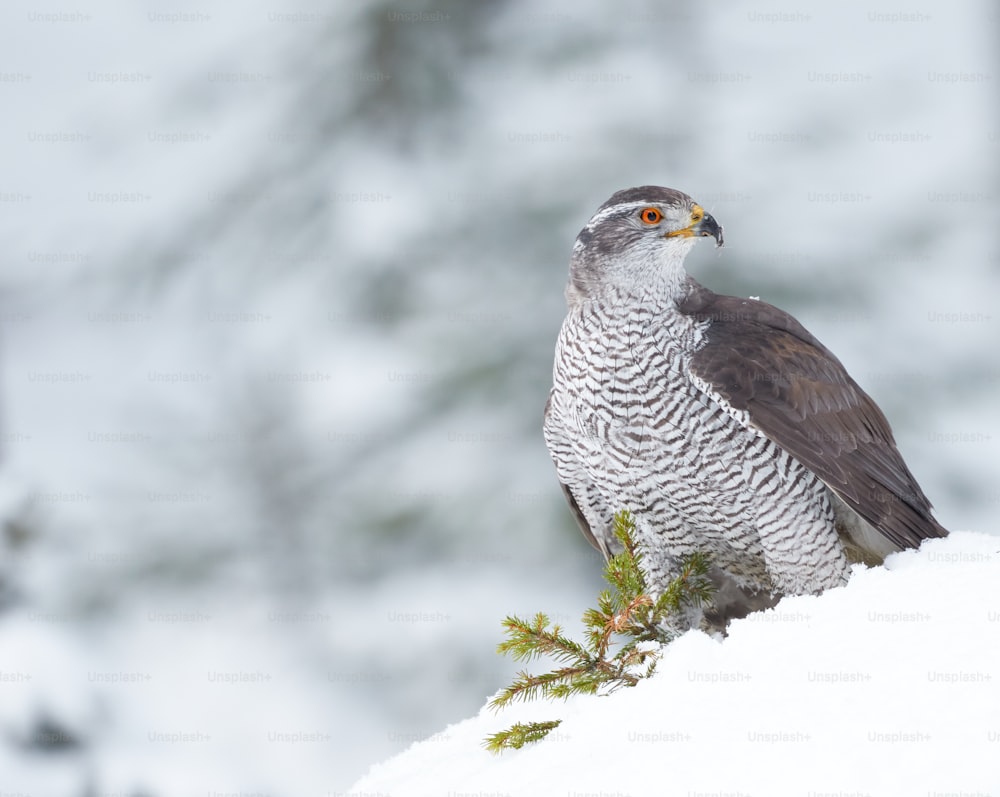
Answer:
[495,613,590,664]
[654,550,714,616]
[482,720,562,753]
[489,664,602,710]
[483,510,715,753]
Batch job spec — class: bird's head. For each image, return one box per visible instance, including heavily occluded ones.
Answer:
[567,186,723,305]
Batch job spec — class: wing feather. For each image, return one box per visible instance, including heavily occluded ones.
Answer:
[678,283,947,549]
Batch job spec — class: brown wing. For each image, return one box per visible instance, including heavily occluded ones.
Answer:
[678,283,947,549]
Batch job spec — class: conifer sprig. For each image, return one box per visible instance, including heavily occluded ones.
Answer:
[483,510,713,753]
[482,720,563,753]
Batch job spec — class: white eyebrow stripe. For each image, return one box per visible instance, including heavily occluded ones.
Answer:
[586,200,681,227]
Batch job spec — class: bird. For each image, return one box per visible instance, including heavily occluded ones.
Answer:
[543,185,948,632]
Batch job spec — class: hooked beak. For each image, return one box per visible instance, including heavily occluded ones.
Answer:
[694,212,724,247]
[664,205,724,247]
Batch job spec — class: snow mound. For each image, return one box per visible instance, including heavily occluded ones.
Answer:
[352,531,999,796]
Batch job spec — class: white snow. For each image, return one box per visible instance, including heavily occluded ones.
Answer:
[352,531,1000,797]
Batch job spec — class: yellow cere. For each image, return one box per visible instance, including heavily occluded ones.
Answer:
[666,204,706,238]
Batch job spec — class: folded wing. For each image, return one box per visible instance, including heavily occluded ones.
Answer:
[678,283,948,549]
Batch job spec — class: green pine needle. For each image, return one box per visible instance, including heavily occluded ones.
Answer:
[483,510,716,753]
[482,720,562,753]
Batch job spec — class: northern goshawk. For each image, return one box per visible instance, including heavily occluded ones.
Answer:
[543,186,948,631]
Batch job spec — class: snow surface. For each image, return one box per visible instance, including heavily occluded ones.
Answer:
[353,532,1000,797]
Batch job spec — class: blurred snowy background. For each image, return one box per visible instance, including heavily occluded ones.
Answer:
[0,0,996,794]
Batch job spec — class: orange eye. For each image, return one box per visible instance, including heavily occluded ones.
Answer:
[639,207,663,224]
